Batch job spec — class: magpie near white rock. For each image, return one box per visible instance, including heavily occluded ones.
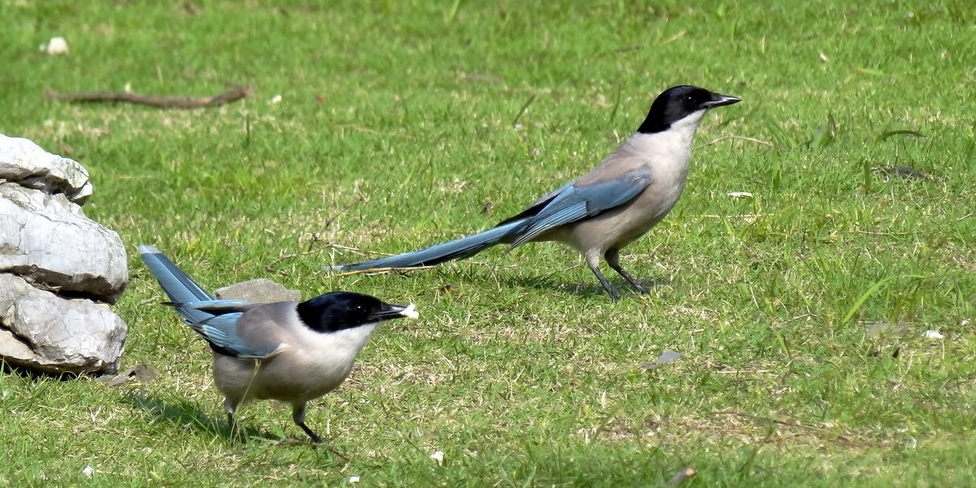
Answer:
[0,133,128,375]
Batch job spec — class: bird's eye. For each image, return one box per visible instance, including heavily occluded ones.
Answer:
[685,95,696,104]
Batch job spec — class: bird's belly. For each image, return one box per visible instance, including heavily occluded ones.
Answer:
[213,352,353,404]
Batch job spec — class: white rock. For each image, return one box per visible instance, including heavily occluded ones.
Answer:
[0,133,92,204]
[0,134,127,376]
[0,274,126,374]
[0,183,127,302]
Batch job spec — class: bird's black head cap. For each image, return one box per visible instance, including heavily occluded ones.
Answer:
[637,85,740,134]
[296,291,409,333]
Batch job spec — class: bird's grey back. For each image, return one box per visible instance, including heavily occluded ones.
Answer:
[232,301,302,350]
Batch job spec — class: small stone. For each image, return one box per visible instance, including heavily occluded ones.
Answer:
[96,364,158,387]
[639,350,683,370]
[866,322,911,338]
[214,278,301,303]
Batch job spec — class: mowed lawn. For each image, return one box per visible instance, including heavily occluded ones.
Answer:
[2,0,975,486]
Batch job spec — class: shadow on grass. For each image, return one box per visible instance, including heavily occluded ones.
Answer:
[121,392,350,460]
[1,360,80,380]
[423,441,695,487]
[504,272,672,301]
[121,391,273,445]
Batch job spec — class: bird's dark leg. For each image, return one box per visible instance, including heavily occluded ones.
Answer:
[585,253,619,301]
[292,403,349,459]
[297,424,323,444]
[292,403,322,443]
[224,397,238,431]
[605,249,648,294]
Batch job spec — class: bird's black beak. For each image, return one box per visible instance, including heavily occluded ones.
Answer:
[703,93,741,109]
[371,302,420,322]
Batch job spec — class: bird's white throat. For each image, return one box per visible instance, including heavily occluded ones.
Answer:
[627,109,706,167]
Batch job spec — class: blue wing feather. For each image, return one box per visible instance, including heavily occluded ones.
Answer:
[166,299,254,315]
[140,245,283,360]
[511,200,588,246]
[510,168,653,248]
[194,314,283,359]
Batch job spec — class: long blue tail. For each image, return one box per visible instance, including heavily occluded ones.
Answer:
[331,220,523,271]
[138,245,217,324]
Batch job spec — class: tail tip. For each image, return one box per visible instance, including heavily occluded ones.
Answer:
[138,244,161,255]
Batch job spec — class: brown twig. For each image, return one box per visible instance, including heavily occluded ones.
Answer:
[323,194,365,230]
[45,85,253,109]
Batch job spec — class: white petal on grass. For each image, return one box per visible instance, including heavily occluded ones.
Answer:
[349,476,360,483]
[727,192,753,198]
[267,94,282,105]
[82,466,94,478]
[40,37,69,55]
[430,450,444,466]
[923,330,944,340]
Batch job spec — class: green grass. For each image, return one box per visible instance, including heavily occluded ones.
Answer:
[2,0,976,486]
